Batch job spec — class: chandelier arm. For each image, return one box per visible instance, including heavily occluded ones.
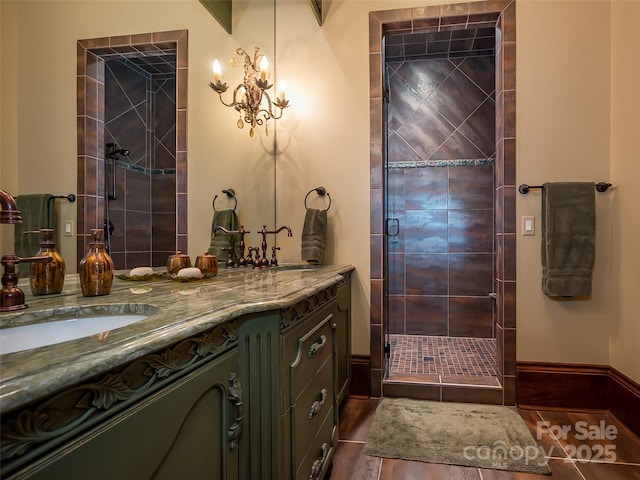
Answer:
[216,93,237,109]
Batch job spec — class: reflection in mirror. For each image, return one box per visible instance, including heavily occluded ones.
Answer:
[195,0,277,260]
[74,0,277,271]
[77,30,187,270]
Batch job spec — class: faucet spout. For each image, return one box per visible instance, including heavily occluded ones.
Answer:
[212,226,250,267]
[256,225,293,268]
[272,225,293,237]
[0,190,23,224]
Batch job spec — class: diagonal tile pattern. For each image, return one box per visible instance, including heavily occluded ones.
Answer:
[388,56,495,163]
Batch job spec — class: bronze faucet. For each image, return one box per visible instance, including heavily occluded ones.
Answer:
[212,225,250,267]
[246,247,259,266]
[270,246,281,266]
[0,190,52,311]
[256,225,293,268]
[0,189,23,224]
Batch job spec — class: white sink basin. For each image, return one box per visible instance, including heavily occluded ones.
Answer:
[0,305,155,355]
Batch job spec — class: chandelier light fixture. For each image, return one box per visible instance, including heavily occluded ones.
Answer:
[209,46,289,137]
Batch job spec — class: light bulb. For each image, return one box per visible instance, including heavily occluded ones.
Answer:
[213,59,221,82]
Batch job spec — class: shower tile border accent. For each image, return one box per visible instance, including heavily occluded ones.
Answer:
[369,0,516,404]
[76,30,188,263]
[388,158,495,168]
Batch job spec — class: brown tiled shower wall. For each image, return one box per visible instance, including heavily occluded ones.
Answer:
[369,1,516,404]
[105,59,177,269]
[386,54,495,338]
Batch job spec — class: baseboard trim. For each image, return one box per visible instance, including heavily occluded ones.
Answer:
[350,354,371,398]
[517,361,640,438]
[607,367,640,438]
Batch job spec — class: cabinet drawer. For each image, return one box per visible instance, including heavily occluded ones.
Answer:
[295,407,336,480]
[285,305,336,403]
[293,357,335,468]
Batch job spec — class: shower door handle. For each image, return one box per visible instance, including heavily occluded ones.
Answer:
[385,217,400,237]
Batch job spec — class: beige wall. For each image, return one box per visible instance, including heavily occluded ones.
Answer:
[516,0,613,366]
[1,0,638,382]
[609,0,640,382]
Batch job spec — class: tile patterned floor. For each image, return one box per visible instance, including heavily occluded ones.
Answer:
[327,397,640,480]
[389,334,498,385]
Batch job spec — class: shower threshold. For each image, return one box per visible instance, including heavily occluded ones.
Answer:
[386,334,501,387]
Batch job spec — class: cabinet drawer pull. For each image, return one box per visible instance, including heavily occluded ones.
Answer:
[307,335,326,358]
[309,442,329,480]
[308,388,328,419]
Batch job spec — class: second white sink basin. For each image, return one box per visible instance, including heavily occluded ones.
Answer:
[0,305,156,355]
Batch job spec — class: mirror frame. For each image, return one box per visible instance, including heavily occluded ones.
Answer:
[76,30,188,266]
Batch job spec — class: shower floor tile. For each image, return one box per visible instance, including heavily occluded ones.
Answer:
[388,334,499,386]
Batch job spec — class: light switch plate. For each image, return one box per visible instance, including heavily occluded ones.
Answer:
[522,216,535,236]
[64,220,74,237]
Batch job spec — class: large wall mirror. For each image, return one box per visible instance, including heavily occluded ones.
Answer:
[73,0,276,270]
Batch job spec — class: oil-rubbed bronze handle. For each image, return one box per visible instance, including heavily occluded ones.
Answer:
[309,443,329,480]
[307,335,327,358]
[308,388,328,419]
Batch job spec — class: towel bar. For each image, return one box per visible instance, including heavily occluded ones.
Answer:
[48,194,76,204]
[518,182,612,194]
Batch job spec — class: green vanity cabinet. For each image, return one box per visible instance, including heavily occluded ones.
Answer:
[237,276,352,480]
[8,349,242,480]
[1,267,353,480]
[282,300,338,480]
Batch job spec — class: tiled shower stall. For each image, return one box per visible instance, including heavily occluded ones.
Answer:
[385,44,499,384]
[370,0,517,404]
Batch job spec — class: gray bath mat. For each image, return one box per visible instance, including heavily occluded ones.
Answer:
[363,398,551,474]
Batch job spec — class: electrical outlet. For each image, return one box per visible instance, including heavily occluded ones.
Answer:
[521,216,535,236]
[64,220,74,237]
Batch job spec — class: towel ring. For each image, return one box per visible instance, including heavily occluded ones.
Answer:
[213,189,237,212]
[304,187,331,211]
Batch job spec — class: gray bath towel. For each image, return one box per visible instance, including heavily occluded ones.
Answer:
[208,209,240,263]
[301,208,327,264]
[541,182,595,297]
[15,194,55,277]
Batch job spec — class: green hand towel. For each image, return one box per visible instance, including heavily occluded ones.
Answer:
[15,194,55,278]
[541,182,595,297]
[208,209,240,263]
[301,208,327,264]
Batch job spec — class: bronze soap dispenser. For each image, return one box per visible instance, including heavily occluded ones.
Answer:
[79,228,114,296]
[30,228,65,295]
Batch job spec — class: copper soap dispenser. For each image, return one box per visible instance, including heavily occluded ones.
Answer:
[30,228,65,295]
[79,228,114,296]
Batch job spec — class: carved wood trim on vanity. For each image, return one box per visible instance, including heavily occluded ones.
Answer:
[280,285,337,330]
[280,272,350,330]
[517,361,640,438]
[0,320,241,469]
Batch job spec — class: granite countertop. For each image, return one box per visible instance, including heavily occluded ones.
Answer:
[0,264,354,414]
